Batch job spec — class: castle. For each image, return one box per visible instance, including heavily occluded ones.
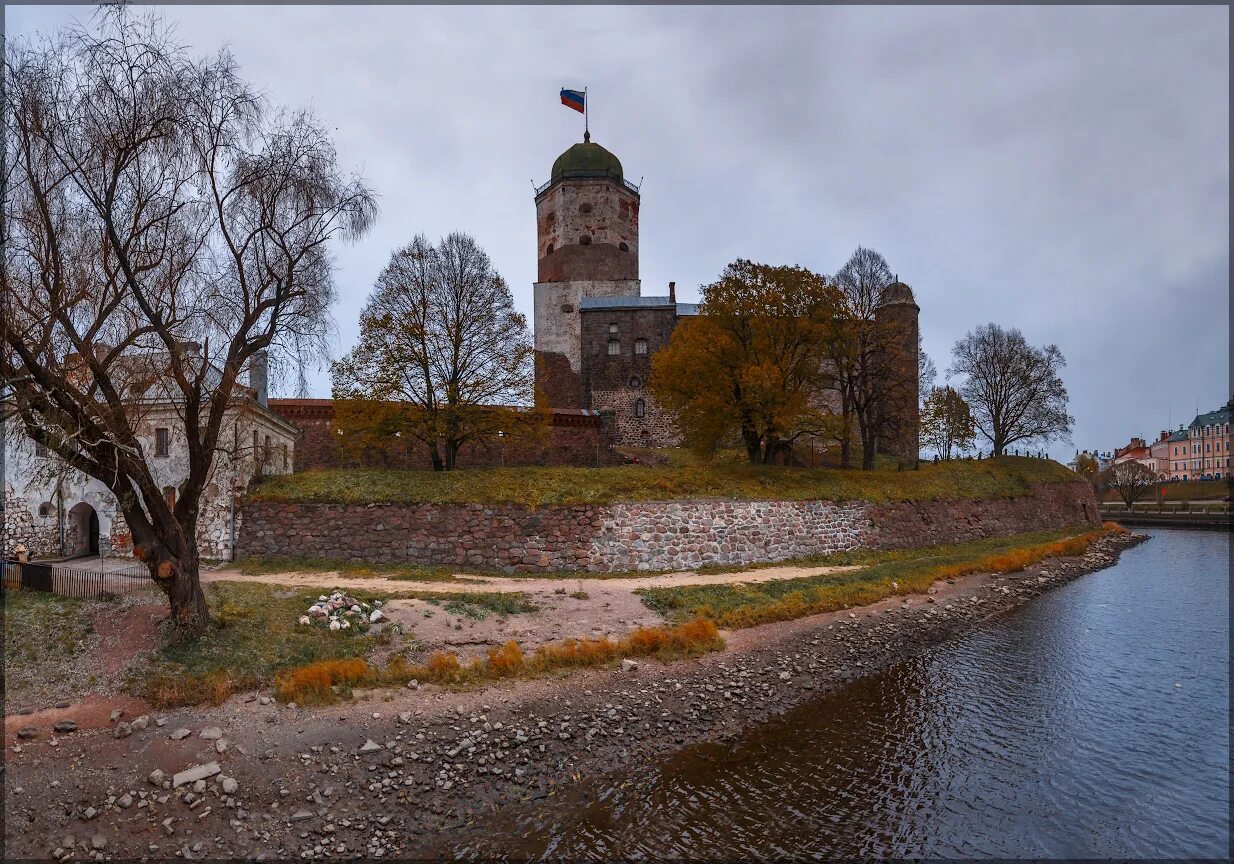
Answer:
[531,133,921,461]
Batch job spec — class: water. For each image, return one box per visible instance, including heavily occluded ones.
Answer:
[448,528,1230,859]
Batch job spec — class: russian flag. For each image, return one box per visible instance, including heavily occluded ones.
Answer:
[560,88,585,114]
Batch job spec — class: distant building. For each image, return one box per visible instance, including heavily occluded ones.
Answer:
[1163,428,1191,481]
[1182,399,1232,481]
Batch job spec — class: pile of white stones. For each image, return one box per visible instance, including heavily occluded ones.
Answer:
[298,592,385,632]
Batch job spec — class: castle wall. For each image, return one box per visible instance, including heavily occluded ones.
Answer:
[533,279,639,408]
[237,479,1101,573]
[268,400,620,471]
[579,305,683,447]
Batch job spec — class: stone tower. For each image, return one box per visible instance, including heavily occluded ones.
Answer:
[533,133,641,408]
[875,279,921,467]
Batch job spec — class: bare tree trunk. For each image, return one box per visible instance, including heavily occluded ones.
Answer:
[165,555,210,636]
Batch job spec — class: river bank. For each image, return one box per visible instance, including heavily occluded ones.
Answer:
[2,529,1144,861]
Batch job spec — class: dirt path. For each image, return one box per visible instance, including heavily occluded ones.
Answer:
[203,562,863,595]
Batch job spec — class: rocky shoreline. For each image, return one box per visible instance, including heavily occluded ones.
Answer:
[2,530,1145,861]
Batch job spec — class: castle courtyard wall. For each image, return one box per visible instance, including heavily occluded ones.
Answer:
[236,479,1100,573]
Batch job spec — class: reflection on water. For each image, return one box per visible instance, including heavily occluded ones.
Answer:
[446,529,1230,859]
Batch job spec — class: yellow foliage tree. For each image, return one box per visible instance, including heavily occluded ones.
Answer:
[650,260,844,464]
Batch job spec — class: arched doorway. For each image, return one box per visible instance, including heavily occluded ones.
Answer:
[66,502,100,557]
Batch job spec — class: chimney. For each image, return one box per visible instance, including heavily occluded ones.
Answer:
[668,281,676,303]
[250,351,268,408]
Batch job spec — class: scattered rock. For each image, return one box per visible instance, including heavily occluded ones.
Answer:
[117,793,133,809]
[91,834,106,850]
[148,769,165,786]
[620,659,639,672]
[359,739,382,753]
[109,709,124,723]
[170,728,191,741]
[83,807,98,821]
[290,810,314,822]
[214,738,229,754]
[53,720,77,734]
[131,715,150,731]
[198,727,223,741]
[16,727,37,740]
[221,777,238,795]
[114,722,132,739]
[172,762,221,788]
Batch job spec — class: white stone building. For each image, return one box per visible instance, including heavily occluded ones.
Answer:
[2,358,296,562]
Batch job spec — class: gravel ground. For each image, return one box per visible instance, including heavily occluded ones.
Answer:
[1,531,1145,861]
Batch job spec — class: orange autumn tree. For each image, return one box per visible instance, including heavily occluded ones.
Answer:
[650,260,844,464]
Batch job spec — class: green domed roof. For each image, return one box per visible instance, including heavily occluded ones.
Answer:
[551,136,624,183]
[879,279,916,306]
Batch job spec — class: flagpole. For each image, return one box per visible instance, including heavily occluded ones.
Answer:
[584,86,589,141]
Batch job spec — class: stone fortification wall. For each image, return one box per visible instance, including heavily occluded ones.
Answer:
[237,480,1100,573]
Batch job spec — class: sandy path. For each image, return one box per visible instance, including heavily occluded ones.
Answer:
[202,562,863,595]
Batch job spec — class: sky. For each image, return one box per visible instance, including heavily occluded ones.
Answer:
[7,5,1230,459]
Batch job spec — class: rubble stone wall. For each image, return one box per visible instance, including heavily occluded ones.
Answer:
[237,479,1099,573]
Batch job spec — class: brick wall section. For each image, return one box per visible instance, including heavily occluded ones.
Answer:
[237,479,1100,573]
[269,400,619,471]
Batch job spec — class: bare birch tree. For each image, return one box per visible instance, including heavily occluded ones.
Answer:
[1,9,375,635]
[331,233,534,470]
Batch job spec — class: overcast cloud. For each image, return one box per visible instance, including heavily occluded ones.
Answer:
[8,4,1229,458]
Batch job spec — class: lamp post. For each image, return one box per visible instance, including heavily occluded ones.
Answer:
[497,430,506,467]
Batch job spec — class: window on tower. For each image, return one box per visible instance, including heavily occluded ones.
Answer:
[634,338,648,355]
[545,243,554,255]
[579,235,592,245]
[634,399,646,419]
[607,339,620,356]
[608,323,618,334]
[619,242,629,252]
[579,203,593,214]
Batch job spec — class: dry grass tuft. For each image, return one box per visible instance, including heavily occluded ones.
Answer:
[273,657,372,705]
[271,618,724,702]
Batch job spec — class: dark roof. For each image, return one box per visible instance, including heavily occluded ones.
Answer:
[1189,402,1233,429]
[579,295,675,311]
[551,140,624,184]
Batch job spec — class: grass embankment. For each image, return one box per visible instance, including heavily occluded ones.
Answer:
[3,591,96,698]
[248,455,1077,508]
[639,525,1119,629]
[273,618,724,706]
